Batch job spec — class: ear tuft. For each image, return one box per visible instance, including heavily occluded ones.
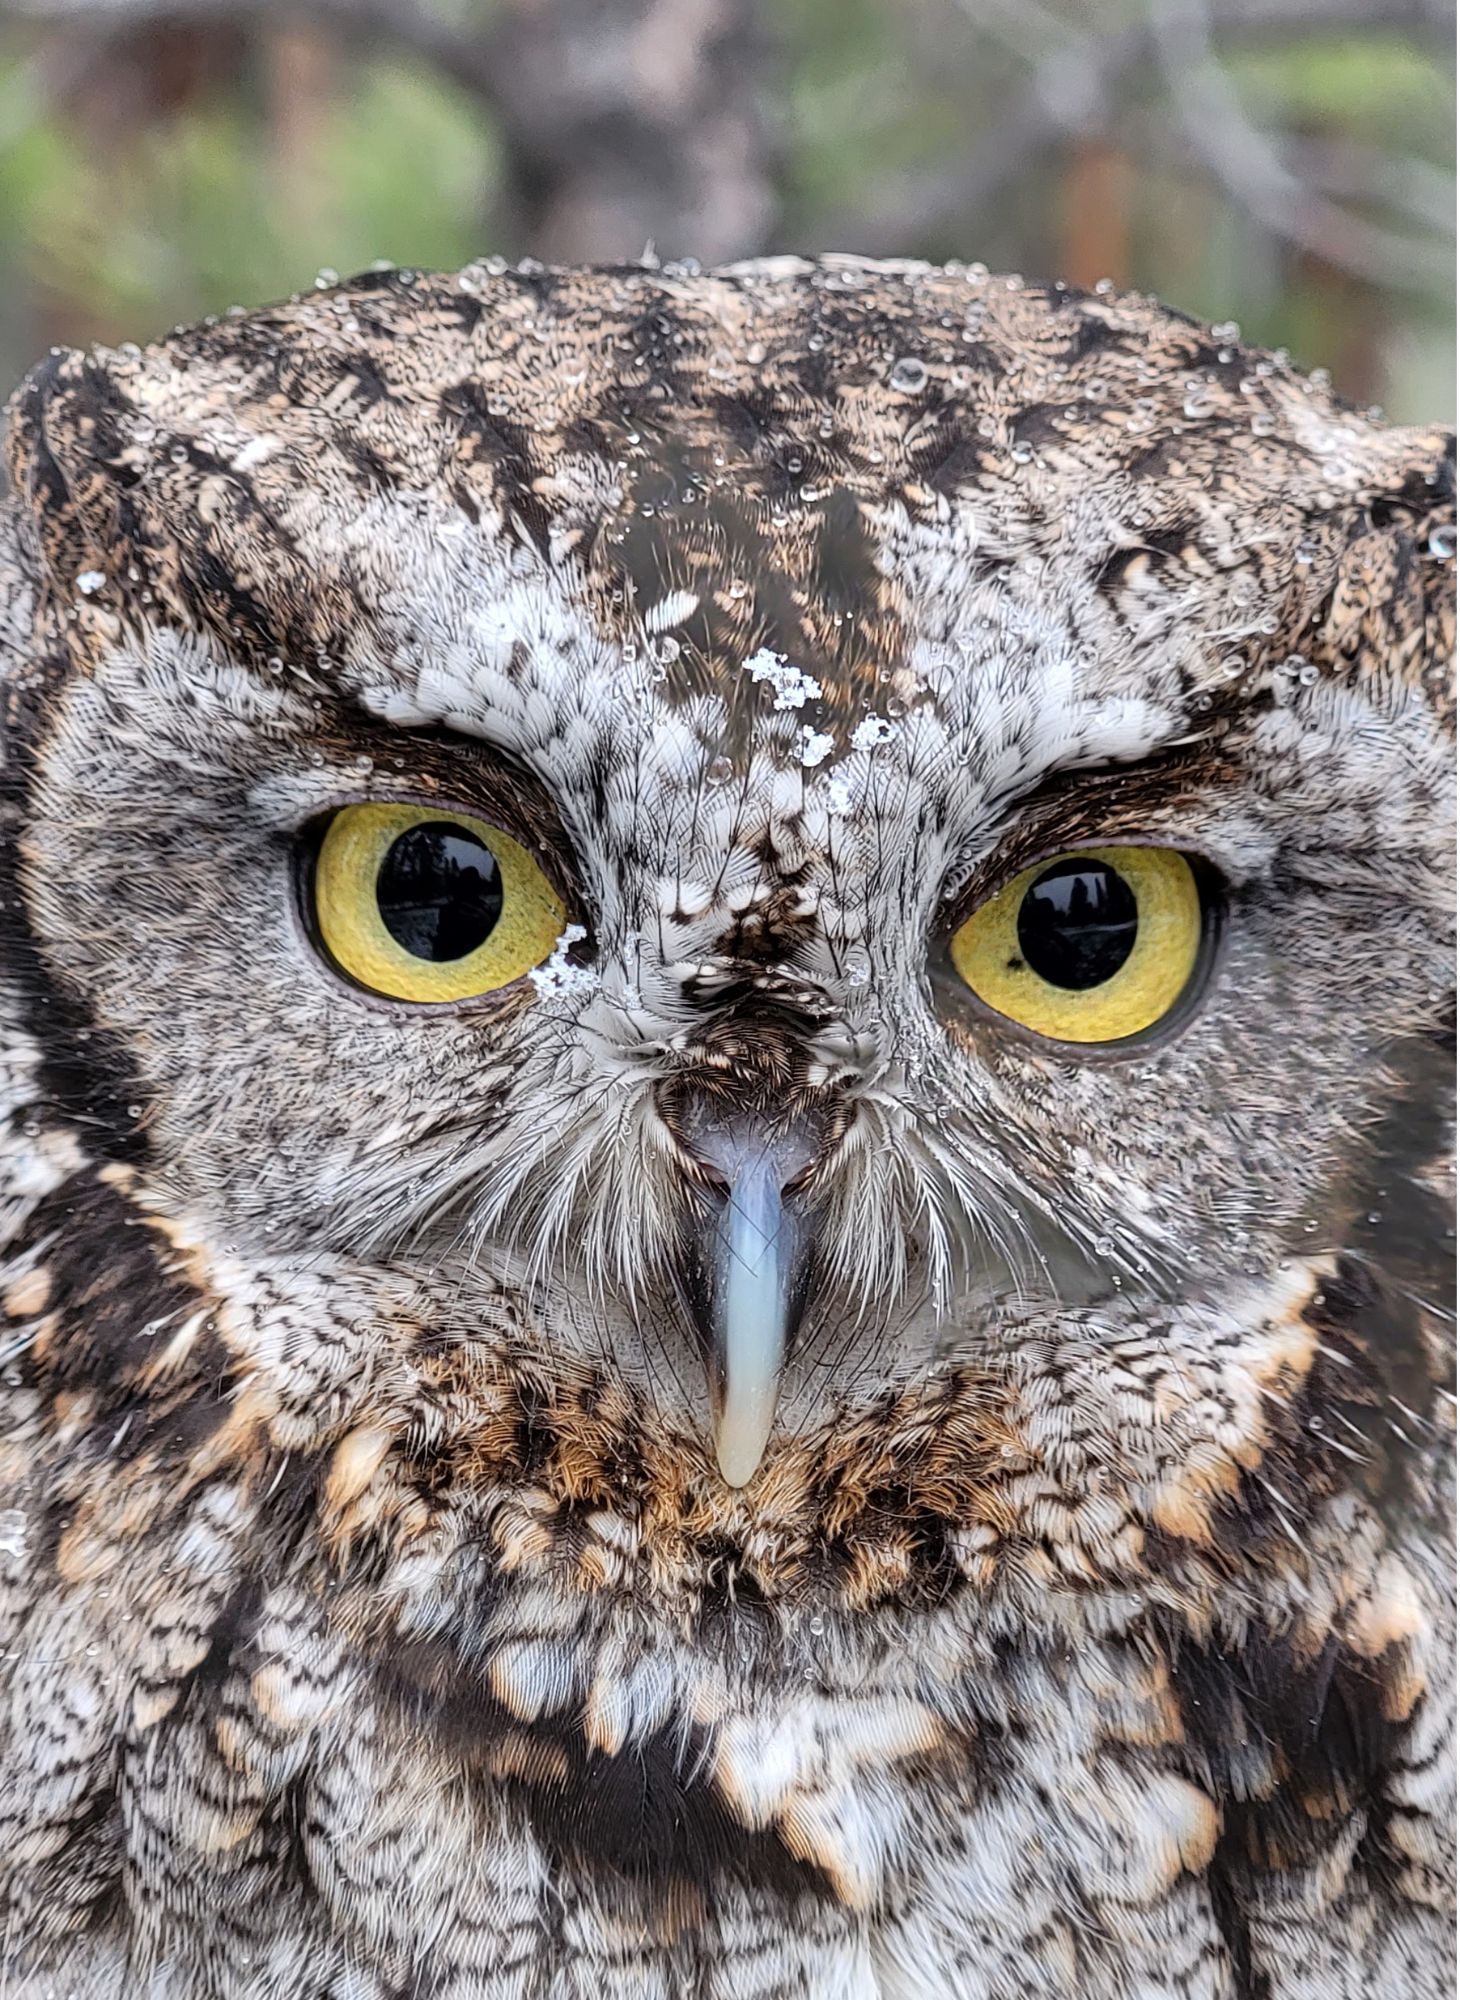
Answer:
[1316,426,1457,721]
[4,346,147,603]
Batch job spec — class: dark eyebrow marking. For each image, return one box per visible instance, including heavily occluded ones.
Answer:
[941,743,1235,928]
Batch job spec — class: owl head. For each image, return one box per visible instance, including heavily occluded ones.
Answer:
[2,256,1452,1524]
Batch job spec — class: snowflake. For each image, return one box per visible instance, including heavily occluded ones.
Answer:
[744,647,822,711]
[850,715,898,750]
[529,923,597,999]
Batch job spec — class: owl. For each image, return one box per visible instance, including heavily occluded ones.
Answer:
[0,255,1453,2000]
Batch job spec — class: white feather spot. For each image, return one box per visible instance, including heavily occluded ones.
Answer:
[826,772,857,815]
[230,435,280,471]
[850,715,898,750]
[644,588,700,632]
[798,727,835,767]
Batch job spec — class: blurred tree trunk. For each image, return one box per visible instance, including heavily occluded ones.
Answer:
[1061,135,1133,291]
[489,0,777,263]
[264,22,339,250]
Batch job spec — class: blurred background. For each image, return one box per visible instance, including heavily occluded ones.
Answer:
[0,0,1452,419]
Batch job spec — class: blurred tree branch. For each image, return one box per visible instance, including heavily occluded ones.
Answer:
[1149,0,1450,290]
[818,0,1452,295]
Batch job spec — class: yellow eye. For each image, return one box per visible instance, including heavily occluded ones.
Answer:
[949,846,1204,1044]
[311,803,568,1002]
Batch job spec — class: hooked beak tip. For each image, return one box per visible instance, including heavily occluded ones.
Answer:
[714,1409,776,1489]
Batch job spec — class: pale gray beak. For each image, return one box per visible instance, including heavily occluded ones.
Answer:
[677,1123,816,1487]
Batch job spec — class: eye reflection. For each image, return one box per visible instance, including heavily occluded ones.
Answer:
[1015,858,1139,991]
[376,823,505,962]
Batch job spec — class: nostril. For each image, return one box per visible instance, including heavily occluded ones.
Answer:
[655,1064,847,1205]
[684,1120,820,1192]
[676,1107,822,1201]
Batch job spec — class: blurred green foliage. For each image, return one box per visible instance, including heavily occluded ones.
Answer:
[0,56,494,329]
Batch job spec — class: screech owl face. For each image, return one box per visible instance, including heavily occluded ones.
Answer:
[2,257,1453,1496]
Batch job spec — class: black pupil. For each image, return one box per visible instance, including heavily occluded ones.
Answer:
[375,823,504,962]
[1015,857,1138,990]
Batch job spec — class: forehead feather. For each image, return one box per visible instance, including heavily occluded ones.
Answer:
[4,255,1452,764]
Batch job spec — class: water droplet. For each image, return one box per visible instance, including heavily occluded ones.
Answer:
[169,444,189,465]
[1428,523,1456,561]
[707,755,734,783]
[889,356,929,395]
